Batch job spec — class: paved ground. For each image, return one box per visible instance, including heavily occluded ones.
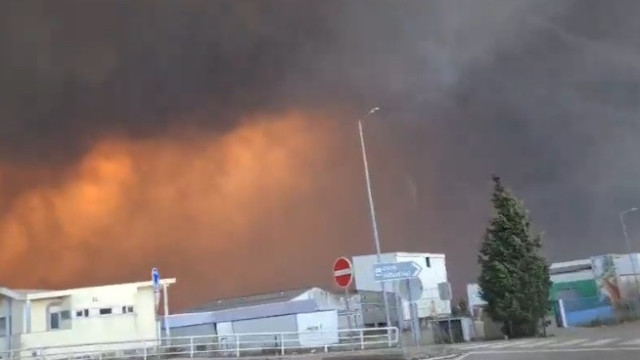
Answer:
[450,336,640,351]
[436,322,640,360]
[454,348,640,360]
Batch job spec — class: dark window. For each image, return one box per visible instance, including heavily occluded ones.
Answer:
[75,310,83,317]
[122,306,134,314]
[425,257,431,268]
[50,313,60,329]
[83,309,89,317]
[60,310,71,320]
[0,317,6,336]
[99,308,112,315]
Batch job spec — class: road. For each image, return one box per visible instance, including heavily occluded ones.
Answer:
[442,323,640,360]
[450,336,640,351]
[455,348,640,360]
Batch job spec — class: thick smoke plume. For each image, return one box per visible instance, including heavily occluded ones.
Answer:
[0,112,383,308]
[2,0,640,306]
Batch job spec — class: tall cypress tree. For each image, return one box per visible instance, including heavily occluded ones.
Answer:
[478,175,551,338]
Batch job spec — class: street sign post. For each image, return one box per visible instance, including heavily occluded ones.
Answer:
[373,261,423,348]
[333,257,354,329]
[373,261,422,282]
[151,267,161,311]
[333,257,353,288]
[152,267,160,290]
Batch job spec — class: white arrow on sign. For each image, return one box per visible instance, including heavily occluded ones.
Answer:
[373,261,422,281]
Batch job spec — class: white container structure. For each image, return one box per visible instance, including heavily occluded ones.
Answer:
[352,252,451,322]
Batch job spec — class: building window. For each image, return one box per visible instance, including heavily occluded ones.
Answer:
[49,313,60,330]
[99,308,112,315]
[122,306,134,314]
[0,317,6,337]
[75,309,89,318]
[47,302,69,330]
[425,257,431,268]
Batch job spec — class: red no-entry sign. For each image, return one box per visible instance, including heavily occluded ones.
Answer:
[333,257,353,288]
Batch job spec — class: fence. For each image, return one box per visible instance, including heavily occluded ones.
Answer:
[559,295,640,327]
[1,327,399,360]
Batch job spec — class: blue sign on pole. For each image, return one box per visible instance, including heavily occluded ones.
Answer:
[373,261,422,282]
[152,267,160,290]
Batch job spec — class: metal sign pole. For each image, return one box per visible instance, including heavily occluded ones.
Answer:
[345,288,353,330]
[408,279,420,348]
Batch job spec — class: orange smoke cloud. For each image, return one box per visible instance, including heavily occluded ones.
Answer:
[0,111,370,309]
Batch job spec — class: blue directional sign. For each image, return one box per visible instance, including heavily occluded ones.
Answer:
[151,267,160,290]
[373,261,422,282]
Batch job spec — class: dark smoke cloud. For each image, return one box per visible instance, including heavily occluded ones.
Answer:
[2,0,640,306]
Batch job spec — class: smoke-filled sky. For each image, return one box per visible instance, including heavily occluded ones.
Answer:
[2,0,640,309]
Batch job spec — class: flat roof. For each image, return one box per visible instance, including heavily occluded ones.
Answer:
[0,278,176,300]
[186,287,316,313]
[353,252,445,258]
[167,299,321,327]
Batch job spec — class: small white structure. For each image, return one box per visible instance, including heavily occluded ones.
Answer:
[167,287,345,350]
[0,278,175,356]
[216,310,339,350]
[466,283,486,317]
[352,252,451,323]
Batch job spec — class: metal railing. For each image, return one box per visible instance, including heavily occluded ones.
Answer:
[4,327,399,360]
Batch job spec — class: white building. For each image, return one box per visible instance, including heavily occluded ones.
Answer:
[0,278,175,357]
[352,252,450,324]
[166,287,347,350]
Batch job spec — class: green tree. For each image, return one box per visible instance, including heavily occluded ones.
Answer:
[478,175,551,338]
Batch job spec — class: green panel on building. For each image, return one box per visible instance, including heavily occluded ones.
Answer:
[550,279,598,300]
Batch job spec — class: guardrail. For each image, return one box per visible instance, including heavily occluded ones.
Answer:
[5,327,399,360]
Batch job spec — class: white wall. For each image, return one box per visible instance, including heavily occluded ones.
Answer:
[231,315,298,350]
[613,253,640,275]
[17,283,160,355]
[0,296,9,353]
[396,253,450,317]
[297,288,362,329]
[466,283,486,308]
[296,310,338,346]
[0,296,27,352]
[353,253,451,319]
[352,253,398,292]
[215,322,235,352]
